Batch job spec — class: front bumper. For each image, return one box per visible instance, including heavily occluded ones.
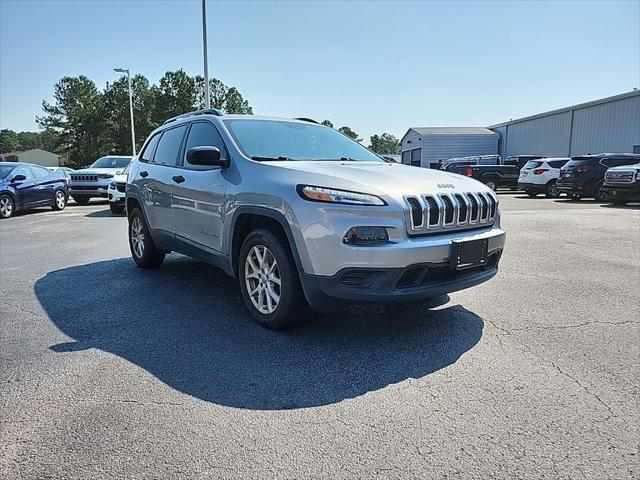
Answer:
[301,250,502,310]
[70,181,110,198]
[602,183,640,202]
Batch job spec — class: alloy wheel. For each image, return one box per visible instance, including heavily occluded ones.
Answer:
[130,216,145,258]
[55,191,66,209]
[244,245,281,314]
[0,196,13,218]
[486,181,497,191]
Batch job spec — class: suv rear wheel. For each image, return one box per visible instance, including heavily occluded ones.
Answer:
[594,181,607,202]
[128,208,165,268]
[545,180,559,198]
[239,228,309,329]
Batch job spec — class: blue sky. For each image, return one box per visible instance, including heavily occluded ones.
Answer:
[1,0,638,143]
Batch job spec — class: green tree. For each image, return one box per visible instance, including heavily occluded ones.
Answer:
[194,76,253,114]
[368,133,400,154]
[0,129,20,153]
[321,120,333,128]
[338,126,362,143]
[37,75,107,168]
[151,70,197,125]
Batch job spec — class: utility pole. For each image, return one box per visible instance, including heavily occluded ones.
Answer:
[202,0,210,108]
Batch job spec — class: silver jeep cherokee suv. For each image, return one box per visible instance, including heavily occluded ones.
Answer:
[126,109,506,328]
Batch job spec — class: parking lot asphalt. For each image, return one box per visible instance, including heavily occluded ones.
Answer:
[1,195,638,479]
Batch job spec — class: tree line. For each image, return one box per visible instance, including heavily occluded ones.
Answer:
[1,70,400,168]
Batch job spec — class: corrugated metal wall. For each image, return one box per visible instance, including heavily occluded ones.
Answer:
[493,93,640,158]
[420,134,499,167]
[570,95,640,155]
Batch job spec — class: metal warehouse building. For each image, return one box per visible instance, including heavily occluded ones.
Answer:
[400,127,499,168]
[490,90,640,159]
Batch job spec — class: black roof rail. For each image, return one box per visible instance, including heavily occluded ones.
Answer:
[294,117,319,124]
[163,108,224,125]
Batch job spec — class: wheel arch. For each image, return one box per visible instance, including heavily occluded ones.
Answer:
[227,206,304,279]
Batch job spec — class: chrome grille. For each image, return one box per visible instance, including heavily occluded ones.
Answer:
[605,170,636,185]
[71,174,99,182]
[404,192,498,234]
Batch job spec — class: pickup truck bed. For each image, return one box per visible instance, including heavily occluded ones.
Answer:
[451,165,520,191]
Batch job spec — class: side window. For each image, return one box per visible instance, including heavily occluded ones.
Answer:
[548,160,568,169]
[184,122,227,169]
[33,166,51,178]
[12,166,34,180]
[140,133,161,162]
[153,126,187,166]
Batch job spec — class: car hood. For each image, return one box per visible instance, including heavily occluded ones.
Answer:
[112,174,128,183]
[72,168,123,175]
[270,161,493,204]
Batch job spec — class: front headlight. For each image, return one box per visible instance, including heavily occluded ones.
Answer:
[297,185,386,206]
[635,170,640,182]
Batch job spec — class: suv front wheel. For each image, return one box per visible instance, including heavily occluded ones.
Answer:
[239,228,309,329]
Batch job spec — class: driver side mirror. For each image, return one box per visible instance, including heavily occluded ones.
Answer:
[10,174,27,183]
[186,146,228,167]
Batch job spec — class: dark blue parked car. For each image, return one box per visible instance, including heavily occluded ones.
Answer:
[0,162,69,219]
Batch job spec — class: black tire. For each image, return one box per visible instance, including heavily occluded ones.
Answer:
[484,178,498,191]
[110,203,125,214]
[0,194,15,219]
[238,228,310,329]
[594,181,607,202]
[569,194,581,201]
[544,180,560,198]
[72,195,91,205]
[52,190,67,210]
[128,208,165,268]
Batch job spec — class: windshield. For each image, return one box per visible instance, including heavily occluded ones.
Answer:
[223,119,383,162]
[0,165,16,179]
[523,161,543,169]
[91,156,131,168]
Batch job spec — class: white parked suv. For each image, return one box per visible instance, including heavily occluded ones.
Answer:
[518,158,570,198]
[108,166,128,214]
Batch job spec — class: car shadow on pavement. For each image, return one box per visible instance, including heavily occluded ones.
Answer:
[85,209,121,218]
[35,256,484,410]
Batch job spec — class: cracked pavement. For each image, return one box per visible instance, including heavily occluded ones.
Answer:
[1,195,638,479]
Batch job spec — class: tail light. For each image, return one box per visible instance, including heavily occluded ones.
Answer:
[576,165,593,174]
[532,169,548,175]
[466,166,473,177]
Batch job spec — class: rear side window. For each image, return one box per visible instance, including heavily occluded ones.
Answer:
[153,126,187,166]
[547,160,569,169]
[601,157,639,168]
[140,133,161,162]
[183,122,227,169]
[32,166,51,178]
[523,161,543,169]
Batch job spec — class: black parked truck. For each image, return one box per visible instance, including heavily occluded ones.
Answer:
[450,155,546,191]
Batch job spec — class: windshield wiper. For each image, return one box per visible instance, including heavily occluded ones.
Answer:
[251,156,293,162]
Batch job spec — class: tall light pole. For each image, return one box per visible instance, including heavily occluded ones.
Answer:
[113,68,136,155]
[201,0,210,108]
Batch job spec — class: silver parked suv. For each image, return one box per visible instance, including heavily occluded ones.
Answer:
[126,109,506,328]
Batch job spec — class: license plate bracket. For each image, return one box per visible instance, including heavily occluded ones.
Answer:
[451,238,489,271]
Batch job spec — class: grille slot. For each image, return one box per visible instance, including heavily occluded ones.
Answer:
[440,195,455,225]
[454,194,468,223]
[468,194,479,222]
[478,194,489,221]
[488,194,497,219]
[424,196,440,226]
[406,197,423,228]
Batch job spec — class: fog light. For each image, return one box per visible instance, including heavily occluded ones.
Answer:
[343,226,388,245]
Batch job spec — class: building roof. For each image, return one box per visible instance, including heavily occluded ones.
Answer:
[489,89,640,128]
[408,127,497,135]
[0,148,59,159]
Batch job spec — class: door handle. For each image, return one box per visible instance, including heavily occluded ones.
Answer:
[139,170,149,178]
[172,175,185,184]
